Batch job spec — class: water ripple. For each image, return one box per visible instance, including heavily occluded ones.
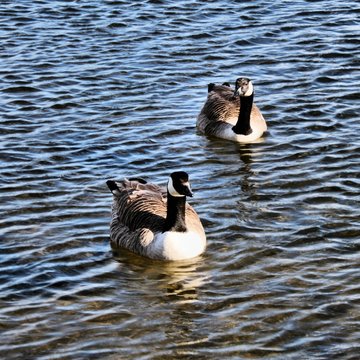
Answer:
[0,0,359,359]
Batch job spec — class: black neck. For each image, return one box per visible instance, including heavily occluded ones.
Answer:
[232,93,253,135]
[163,192,187,232]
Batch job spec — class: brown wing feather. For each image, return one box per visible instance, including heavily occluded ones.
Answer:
[111,179,166,232]
[204,120,233,137]
[202,85,239,122]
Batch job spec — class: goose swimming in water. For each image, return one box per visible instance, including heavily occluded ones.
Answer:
[106,171,206,261]
[197,78,267,143]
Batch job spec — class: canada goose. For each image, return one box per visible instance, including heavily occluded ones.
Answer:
[106,171,206,261]
[197,78,267,143]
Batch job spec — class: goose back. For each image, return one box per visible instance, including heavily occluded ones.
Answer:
[198,84,239,128]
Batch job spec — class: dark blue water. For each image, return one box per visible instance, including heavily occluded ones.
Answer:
[1,1,359,359]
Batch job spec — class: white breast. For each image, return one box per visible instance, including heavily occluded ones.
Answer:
[220,123,265,143]
[149,231,206,260]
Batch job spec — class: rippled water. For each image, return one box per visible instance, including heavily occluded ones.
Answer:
[1,1,359,359]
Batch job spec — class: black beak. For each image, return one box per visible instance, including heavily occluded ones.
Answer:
[184,186,193,197]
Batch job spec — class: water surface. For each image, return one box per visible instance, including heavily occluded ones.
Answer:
[0,1,359,359]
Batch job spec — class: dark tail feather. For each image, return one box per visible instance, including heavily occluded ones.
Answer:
[107,180,120,194]
[208,83,215,93]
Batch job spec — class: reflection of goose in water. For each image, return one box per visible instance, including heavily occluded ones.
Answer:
[199,140,260,231]
[197,78,267,143]
[162,260,208,303]
[203,136,256,167]
[113,250,208,304]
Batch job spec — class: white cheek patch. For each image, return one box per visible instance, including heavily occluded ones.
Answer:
[183,181,190,190]
[167,177,185,197]
[243,81,253,96]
